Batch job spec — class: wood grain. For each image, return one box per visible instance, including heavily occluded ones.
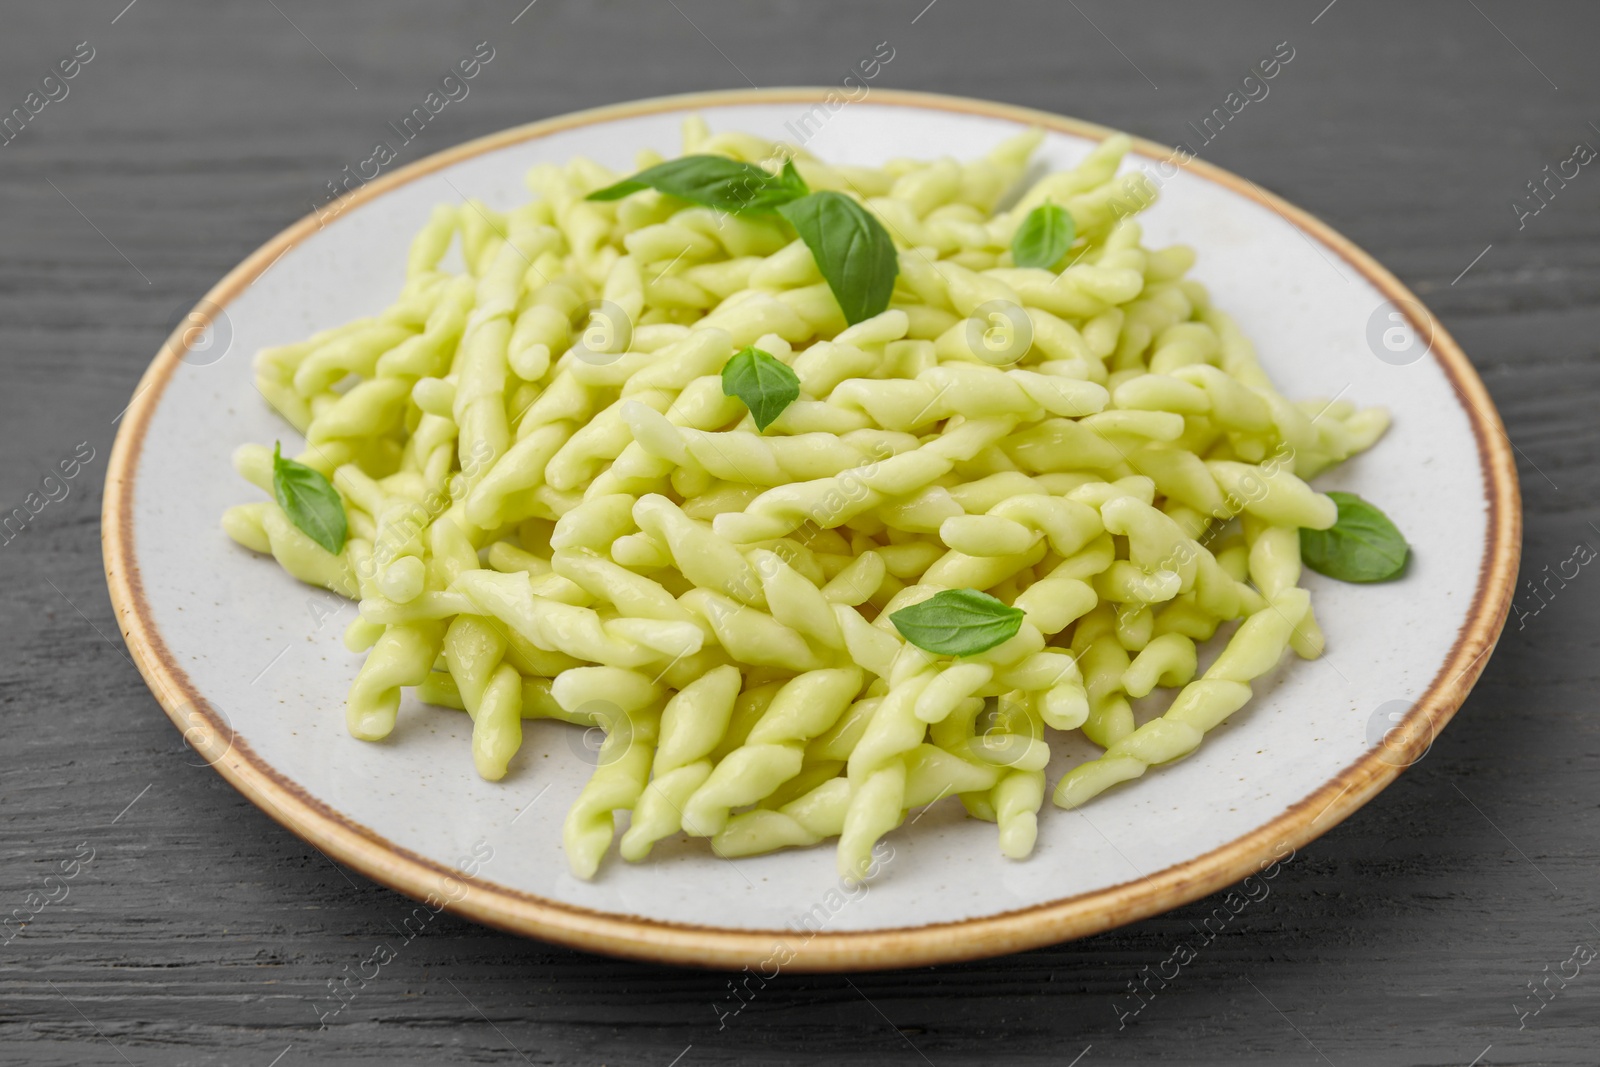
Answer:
[2,1,1597,1063]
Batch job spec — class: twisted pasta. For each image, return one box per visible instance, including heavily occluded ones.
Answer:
[222,117,1391,884]
[619,664,741,860]
[680,666,863,837]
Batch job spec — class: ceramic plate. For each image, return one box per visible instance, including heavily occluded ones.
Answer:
[103,89,1519,970]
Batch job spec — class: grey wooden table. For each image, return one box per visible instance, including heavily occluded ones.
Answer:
[3,1,1597,1064]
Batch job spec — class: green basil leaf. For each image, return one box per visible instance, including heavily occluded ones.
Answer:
[586,155,810,213]
[271,442,347,555]
[770,159,809,206]
[889,588,1025,657]
[1300,491,1408,582]
[776,191,898,326]
[721,345,800,432]
[1011,200,1075,269]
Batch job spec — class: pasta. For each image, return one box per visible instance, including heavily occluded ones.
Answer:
[223,118,1391,883]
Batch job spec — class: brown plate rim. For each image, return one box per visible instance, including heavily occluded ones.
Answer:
[101,87,1522,971]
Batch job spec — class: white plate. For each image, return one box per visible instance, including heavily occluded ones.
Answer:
[104,89,1520,970]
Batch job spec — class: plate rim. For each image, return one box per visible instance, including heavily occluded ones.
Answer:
[102,86,1522,971]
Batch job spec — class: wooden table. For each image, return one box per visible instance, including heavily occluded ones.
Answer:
[3,2,1595,1063]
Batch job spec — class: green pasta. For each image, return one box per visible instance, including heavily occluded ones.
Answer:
[222,117,1394,883]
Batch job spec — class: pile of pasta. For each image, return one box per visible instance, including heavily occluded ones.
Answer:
[223,119,1388,881]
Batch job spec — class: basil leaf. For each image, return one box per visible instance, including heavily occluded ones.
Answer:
[889,588,1024,657]
[721,345,800,432]
[1300,491,1408,582]
[586,155,810,214]
[271,441,347,555]
[777,191,898,326]
[766,160,809,209]
[1011,200,1075,269]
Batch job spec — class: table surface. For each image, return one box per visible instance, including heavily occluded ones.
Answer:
[3,2,1597,1064]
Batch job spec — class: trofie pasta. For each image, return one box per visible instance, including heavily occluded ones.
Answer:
[222,118,1395,882]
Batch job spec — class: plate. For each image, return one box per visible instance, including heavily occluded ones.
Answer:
[103,89,1520,970]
